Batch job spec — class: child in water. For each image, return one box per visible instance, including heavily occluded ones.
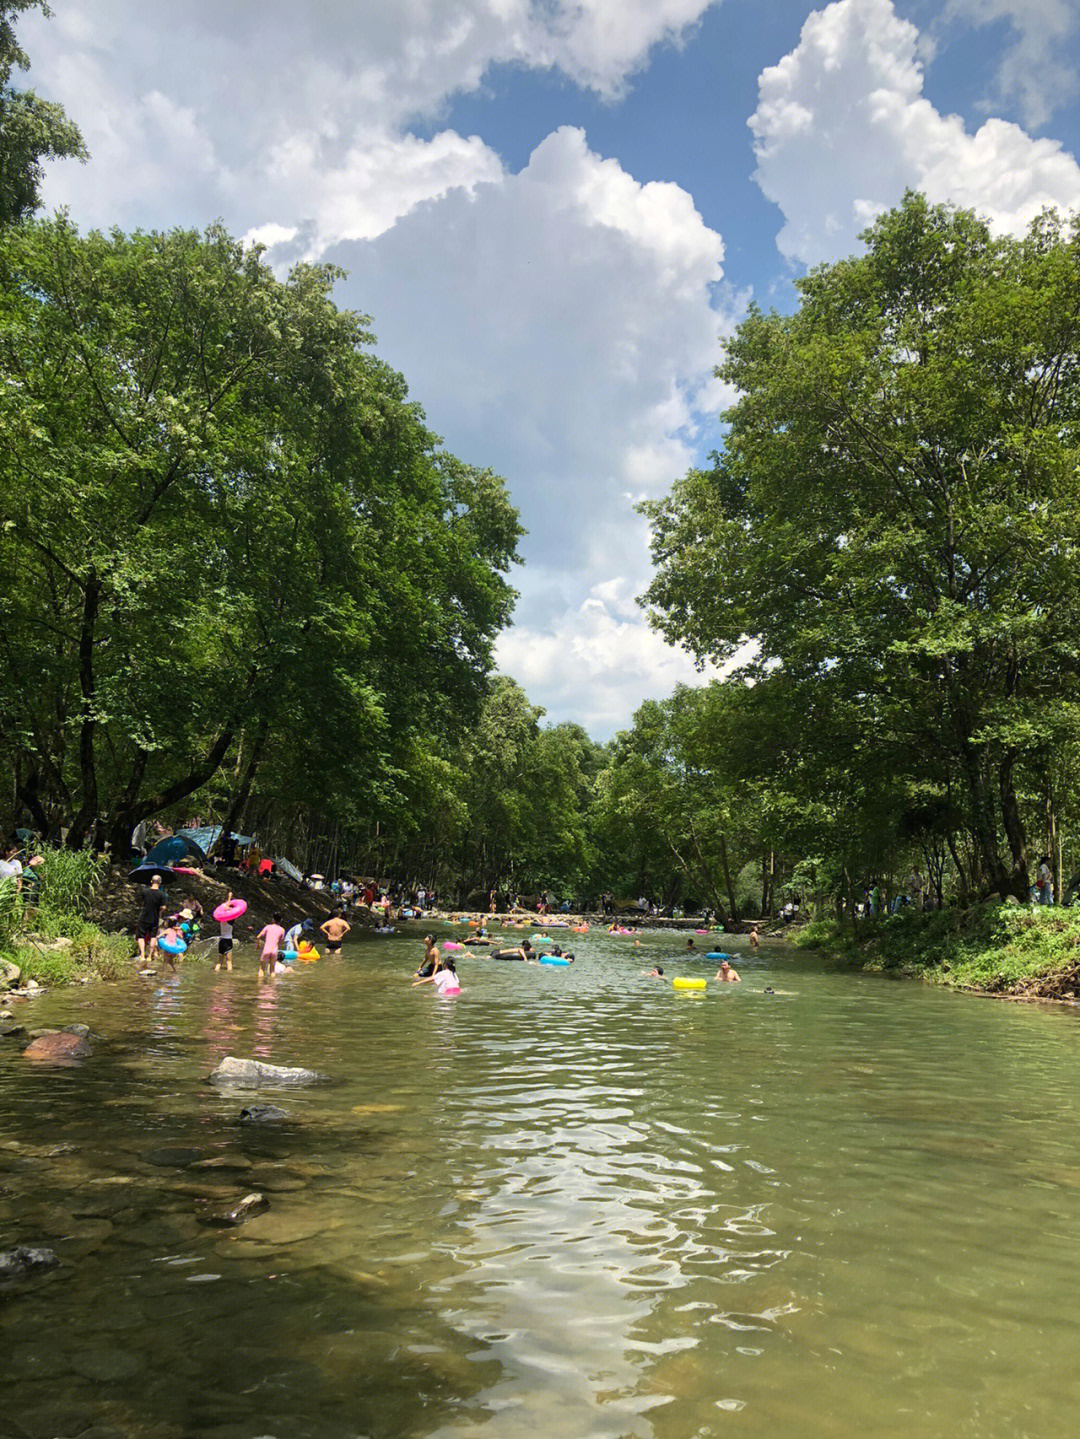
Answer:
[414,956,460,995]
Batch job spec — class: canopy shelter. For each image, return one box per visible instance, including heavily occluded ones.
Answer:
[274,856,304,883]
[175,826,254,855]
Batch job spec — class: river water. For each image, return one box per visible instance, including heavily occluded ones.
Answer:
[2,927,1079,1439]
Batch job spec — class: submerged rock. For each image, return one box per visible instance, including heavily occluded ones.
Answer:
[0,1013,27,1041]
[0,1245,59,1285]
[208,1056,326,1088]
[22,1031,91,1063]
[238,1105,288,1124]
[198,1192,270,1228]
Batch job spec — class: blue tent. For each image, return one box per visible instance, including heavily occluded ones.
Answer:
[143,834,207,868]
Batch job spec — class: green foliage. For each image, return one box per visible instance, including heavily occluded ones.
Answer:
[642,193,1080,904]
[0,875,24,948]
[34,847,106,915]
[794,901,1080,993]
[13,925,129,983]
[0,217,520,852]
[0,3,86,224]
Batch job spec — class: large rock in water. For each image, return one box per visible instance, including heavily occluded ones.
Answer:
[0,1246,58,1285]
[23,1031,91,1063]
[0,959,20,990]
[239,1105,288,1124]
[208,1056,326,1088]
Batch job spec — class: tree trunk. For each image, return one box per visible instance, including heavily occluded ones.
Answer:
[718,832,739,927]
[998,749,1030,898]
[66,571,102,849]
[214,720,269,853]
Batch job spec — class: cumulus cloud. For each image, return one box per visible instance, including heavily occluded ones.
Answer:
[18,4,734,731]
[750,0,1080,266]
[23,1,718,248]
[324,127,729,564]
[497,581,734,736]
[942,0,1080,129]
[314,126,732,727]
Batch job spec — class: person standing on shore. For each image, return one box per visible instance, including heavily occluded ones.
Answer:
[135,873,168,964]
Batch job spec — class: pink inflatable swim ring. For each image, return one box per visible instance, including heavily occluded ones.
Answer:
[442,941,463,951]
[213,898,247,923]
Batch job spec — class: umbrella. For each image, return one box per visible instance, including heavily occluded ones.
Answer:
[310,873,325,881]
[143,834,207,868]
[128,864,176,884]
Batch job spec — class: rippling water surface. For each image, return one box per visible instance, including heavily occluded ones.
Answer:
[3,927,1080,1438]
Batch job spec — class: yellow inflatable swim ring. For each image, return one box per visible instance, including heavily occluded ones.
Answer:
[672,977,706,991]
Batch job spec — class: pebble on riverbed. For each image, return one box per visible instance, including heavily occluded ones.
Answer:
[197,1192,270,1228]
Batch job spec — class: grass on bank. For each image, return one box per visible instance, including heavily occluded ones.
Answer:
[793,903,1080,992]
[1,847,137,986]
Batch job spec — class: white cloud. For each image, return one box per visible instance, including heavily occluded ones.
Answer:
[17,4,734,732]
[496,582,720,735]
[325,127,729,560]
[23,1,718,249]
[942,0,1080,129]
[317,126,733,728]
[750,0,1080,266]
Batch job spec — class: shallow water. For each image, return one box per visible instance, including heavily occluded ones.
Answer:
[2,926,1080,1438]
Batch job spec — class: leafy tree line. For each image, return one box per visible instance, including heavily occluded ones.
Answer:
[3,3,1078,918]
[640,195,1080,916]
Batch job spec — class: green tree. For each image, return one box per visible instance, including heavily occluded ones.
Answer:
[0,217,520,851]
[642,195,1080,900]
[0,2,85,224]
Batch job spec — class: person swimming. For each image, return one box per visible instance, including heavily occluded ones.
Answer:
[414,955,460,994]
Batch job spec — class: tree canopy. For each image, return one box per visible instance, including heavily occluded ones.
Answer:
[642,195,1080,904]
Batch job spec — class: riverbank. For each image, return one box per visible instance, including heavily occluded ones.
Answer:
[1,864,359,993]
[793,904,1080,1001]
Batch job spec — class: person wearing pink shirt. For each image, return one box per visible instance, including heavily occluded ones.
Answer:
[256,913,286,976]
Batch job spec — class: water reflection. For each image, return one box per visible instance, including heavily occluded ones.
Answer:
[3,932,1080,1436]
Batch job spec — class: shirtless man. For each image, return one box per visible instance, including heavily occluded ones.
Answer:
[749,926,760,950]
[320,909,351,954]
[715,959,741,983]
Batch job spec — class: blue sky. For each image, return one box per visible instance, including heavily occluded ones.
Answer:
[24,0,1080,734]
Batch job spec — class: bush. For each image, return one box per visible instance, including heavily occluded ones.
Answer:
[34,847,107,917]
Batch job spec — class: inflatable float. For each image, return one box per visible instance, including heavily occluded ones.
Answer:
[705,952,733,960]
[539,956,572,966]
[213,898,247,923]
[158,934,186,955]
[672,976,706,991]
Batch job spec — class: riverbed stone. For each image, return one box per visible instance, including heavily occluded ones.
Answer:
[62,1023,91,1038]
[198,1191,270,1227]
[0,1014,28,1041]
[191,1153,253,1170]
[0,1246,58,1285]
[209,1055,326,1088]
[22,1031,91,1063]
[238,1104,288,1123]
[144,1146,205,1167]
[0,959,19,989]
